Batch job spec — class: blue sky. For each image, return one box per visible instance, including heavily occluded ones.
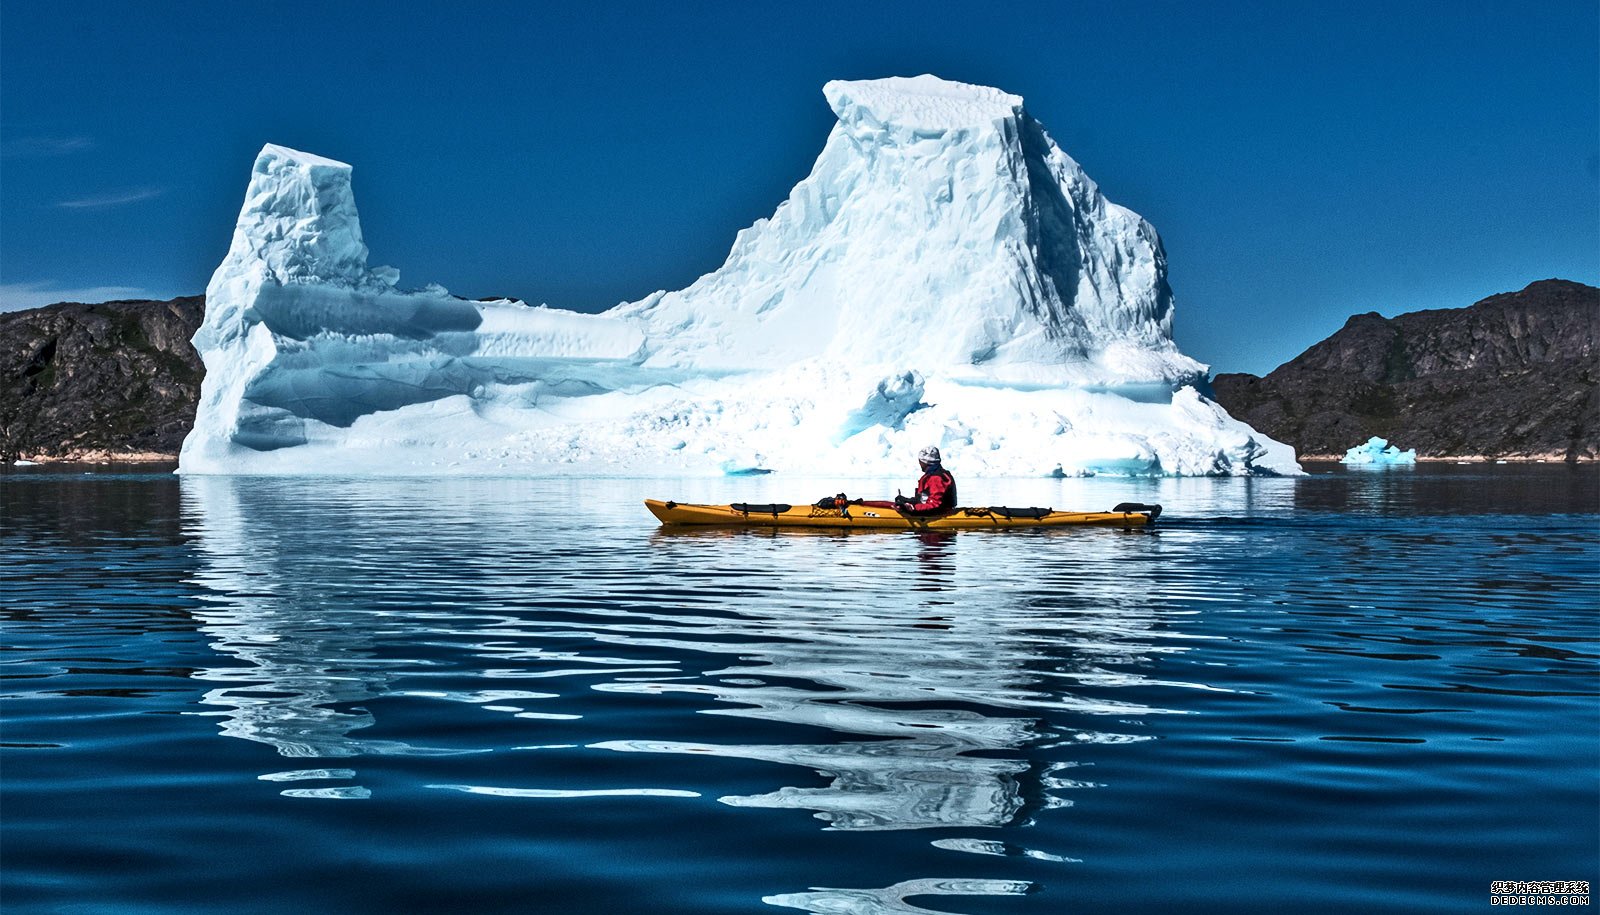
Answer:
[1,0,1594,375]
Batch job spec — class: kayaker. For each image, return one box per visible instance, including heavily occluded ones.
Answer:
[895,446,957,515]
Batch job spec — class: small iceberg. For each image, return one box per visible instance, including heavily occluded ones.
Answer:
[1341,436,1417,465]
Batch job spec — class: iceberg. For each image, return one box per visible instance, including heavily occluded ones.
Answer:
[179,76,1300,477]
[1341,437,1418,465]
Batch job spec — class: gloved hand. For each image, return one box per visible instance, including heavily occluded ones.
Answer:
[894,494,911,508]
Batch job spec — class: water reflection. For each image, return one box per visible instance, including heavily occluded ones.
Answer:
[1291,461,1600,515]
[587,554,1187,834]
[765,877,1033,915]
[8,465,1590,913]
[912,530,955,592]
[181,477,417,761]
[178,474,1210,905]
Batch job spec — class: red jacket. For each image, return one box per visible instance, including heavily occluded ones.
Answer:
[907,468,956,513]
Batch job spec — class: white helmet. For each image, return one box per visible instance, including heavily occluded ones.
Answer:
[917,445,942,464]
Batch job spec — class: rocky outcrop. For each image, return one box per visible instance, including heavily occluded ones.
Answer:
[1211,280,1598,461]
[1,297,205,462]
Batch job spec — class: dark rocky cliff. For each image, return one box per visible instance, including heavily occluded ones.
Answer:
[1212,280,1598,460]
[1,297,205,462]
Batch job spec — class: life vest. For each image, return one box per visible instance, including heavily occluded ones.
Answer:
[908,467,956,513]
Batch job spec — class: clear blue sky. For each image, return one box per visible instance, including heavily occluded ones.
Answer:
[2,0,1595,375]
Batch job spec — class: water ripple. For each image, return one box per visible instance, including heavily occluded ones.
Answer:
[1,467,1595,913]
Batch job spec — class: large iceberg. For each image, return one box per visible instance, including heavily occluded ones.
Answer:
[180,76,1299,477]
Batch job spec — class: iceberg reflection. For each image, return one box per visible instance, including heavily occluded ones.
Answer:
[589,529,1204,836]
[764,877,1033,915]
[178,474,1224,908]
[181,476,437,760]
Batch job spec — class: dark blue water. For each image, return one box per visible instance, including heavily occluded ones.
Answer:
[3,465,1596,913]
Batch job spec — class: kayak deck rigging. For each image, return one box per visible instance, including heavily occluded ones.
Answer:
[645,499,1161,529]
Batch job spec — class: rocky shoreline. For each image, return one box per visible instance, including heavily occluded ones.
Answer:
[11,450,178,465]
[1,296,204,463]
[1211,280,1598,463]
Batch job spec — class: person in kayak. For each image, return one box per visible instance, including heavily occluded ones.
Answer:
[895,446,957,515]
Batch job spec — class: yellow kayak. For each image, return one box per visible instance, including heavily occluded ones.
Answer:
[645,499,1161,530]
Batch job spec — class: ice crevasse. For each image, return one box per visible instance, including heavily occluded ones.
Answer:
[179,75,1301,477]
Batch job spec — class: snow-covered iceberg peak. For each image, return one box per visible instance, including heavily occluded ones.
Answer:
[824,74,1023,134]
[222,144,376,288]
[181,143,642,467]
[196,145,402,357]
[613,75,1199,386]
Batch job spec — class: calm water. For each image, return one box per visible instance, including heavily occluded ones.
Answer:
[2,465,1596,914]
